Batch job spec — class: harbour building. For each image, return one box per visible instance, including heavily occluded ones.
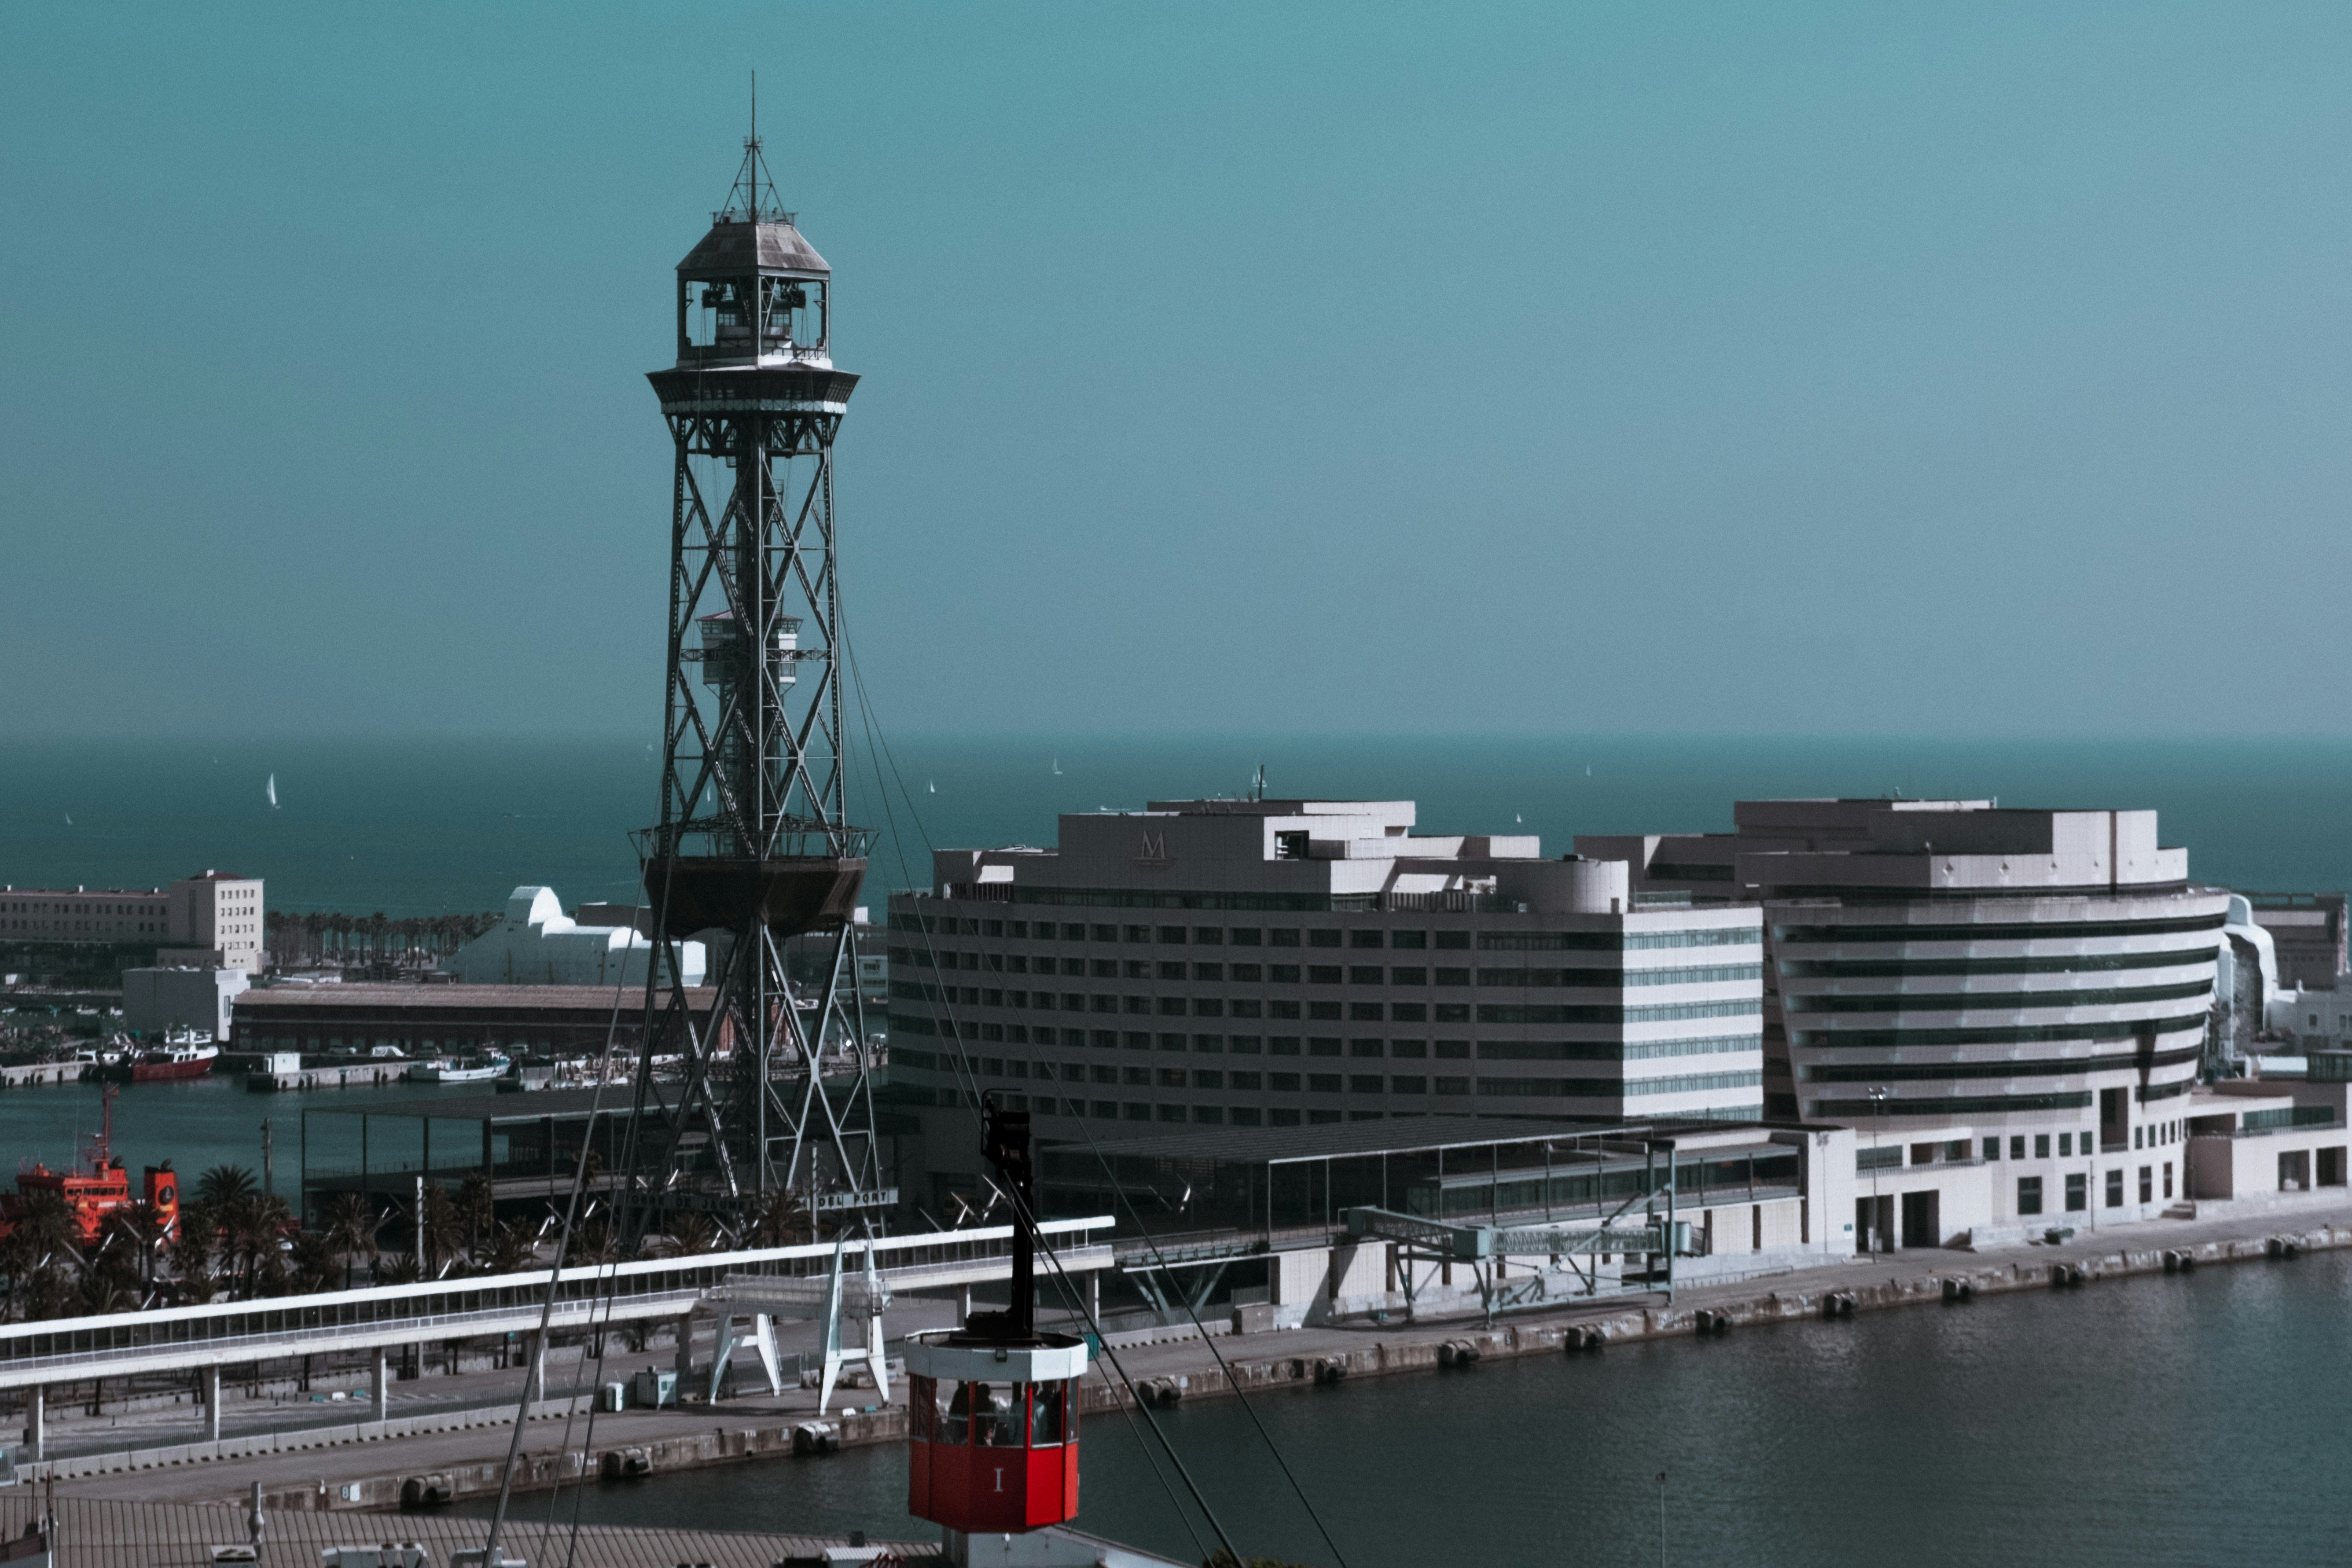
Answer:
[885,797,1764,1194]
[1582,801,2235,1245]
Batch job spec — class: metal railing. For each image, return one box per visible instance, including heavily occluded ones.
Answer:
[0,1217,1113,1388]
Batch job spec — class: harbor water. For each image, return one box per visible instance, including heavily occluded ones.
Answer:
[463,1247,2352,1567]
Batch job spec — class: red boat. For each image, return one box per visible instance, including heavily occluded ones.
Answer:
[0,1085,179,1245]
[96,1036,220,1083]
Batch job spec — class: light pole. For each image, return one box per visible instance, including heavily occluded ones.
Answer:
[1866,1086,1891,1253]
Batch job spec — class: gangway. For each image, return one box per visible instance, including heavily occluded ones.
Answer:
[1342,1141,1694,1322]
[0,1216,1113,1458]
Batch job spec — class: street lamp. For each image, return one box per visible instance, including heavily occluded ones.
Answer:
[1866,1086,1891,1253]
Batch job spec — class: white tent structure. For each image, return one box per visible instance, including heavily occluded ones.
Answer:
[443,886,704,987]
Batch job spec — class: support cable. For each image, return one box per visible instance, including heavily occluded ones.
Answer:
[842,618,1336,1567]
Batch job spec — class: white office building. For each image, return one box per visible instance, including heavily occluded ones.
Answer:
[442,886,705,988]
[885,797,1764,1195]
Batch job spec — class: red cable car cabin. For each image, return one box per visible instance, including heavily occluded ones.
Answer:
[905,1331,1086,1533]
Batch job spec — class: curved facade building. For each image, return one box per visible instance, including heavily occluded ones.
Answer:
[1585,800,2228,1243]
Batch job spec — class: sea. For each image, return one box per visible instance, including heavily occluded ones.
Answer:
[10,733,2352,1561]
[8,732,2352,920]
[453,1246,2352,1567]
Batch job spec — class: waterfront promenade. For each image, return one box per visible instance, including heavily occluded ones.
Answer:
[32,1190,2352,1517]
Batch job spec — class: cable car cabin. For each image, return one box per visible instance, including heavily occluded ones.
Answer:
[905,1332,1086,1533]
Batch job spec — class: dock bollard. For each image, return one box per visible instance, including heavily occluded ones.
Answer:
[1312,1355,1347,1386]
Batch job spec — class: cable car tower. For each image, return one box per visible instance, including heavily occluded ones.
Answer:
[630,119,889,1225]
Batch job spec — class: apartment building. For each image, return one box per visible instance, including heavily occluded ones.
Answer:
[0,870,265,974]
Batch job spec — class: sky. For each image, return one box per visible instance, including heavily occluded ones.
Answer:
[5,3,2352,740]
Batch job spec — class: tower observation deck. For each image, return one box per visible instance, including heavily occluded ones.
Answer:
[631,127,887,1223]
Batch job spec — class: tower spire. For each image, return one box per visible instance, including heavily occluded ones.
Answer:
[724,70,787,225]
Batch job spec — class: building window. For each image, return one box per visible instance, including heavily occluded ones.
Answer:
[2058,1133,2072,1157]
[1308,1073,1342,1093]
[1232,1106,1263,1125]
[1231,1036,1262,1053]
[2017,1177,2043,1216]
[1192,1070,1224,1089]
[2139,1166,2152,1204]
[1231,1071,1261,1091]
[1193,927,1223,945]
[2065,1173,2086,1212]
[1271,1037,1301,1054]
[1231,928,1262,946]
[1270,1108,1301,1125]
[2010,1136,2025,1160]
[1349,1002,1382,1021]
[1157,1105,1186,1122]
[1270,929,1300,947]
[1309,1038,1341,1056]
[1984,1137,2001,1161]
[1123,1102,1149,1120]
[1393,1040,1427,1058]
[1192,962,1223,981]
[1349,1039,1383,1057]
[1435,1076,1469,1095]
[1271,1073,1301,1091]
[1193,1106,1224,1124]
[1309,930,1341,948]
[2034,1135,2051,1159]
[2163,1162,2173,1199]
[1308,966,1342,985]
[2105,1169,2123,1208]
[1349,1075,1383,1094]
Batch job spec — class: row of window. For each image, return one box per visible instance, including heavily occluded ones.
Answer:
[895,1032,1762,1063]
[891,991,1764,1027]
[1791,1011,2209,1050]
[1786,980,2213,1015]
[1775,912,2226,946]
[1804,1043,2202,1084]
[911,1065,1744,1103]
[1784,948,2219,980]
[889,912,1755,952]
[2015,1163,2173,1215]
[893,952,1755,991]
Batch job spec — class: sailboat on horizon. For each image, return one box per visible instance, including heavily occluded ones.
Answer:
[266,773,279,810]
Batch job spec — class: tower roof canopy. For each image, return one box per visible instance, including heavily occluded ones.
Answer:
[678,217,830,277]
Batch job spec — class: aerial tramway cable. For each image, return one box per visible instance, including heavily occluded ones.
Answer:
[843,621,1352,1568]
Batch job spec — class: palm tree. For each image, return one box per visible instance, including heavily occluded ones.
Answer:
[286,1232,338,1294]
[372,1252,423,1288]
[457,1171,496,1261]
[659,1212,721,1257]
[483,1218,539,1277]
[748,1187,811,1249]
[322,1192,378,1288]
[197,1165,258,1209]
[412,1183,465,1278]
[0,1190,83,1322]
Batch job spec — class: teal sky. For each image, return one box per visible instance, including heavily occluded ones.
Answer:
[5,4,2351,739]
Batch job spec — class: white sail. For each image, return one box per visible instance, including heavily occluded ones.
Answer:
[267,773,278,808]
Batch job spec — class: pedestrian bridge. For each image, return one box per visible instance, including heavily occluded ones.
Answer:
[0,1217,1115,1393]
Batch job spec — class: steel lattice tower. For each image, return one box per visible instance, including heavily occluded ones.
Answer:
[629,130,889,1227]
